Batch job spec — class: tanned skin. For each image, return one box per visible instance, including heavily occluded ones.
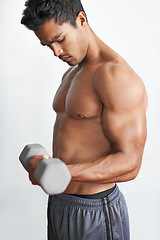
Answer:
[28,12,148,194]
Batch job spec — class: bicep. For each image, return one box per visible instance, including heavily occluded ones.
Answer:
[101,105,147,156]
[94,64,147,155]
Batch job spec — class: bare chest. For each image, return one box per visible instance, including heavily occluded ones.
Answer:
[53,69,102,119]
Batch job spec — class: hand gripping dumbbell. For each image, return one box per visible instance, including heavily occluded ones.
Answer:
[19,144,71,195]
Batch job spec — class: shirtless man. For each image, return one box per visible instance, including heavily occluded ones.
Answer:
[21,0,147,239]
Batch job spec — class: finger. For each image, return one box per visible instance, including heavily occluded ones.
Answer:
[42,154,50,159]
[29,173,38,185]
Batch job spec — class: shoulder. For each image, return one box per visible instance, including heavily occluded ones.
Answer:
[94,62,143,90]
[61,65,79,82]
[93,62,146,111]
[61,67,74,82]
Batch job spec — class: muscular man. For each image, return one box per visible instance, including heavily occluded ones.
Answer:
[21,0,147,239]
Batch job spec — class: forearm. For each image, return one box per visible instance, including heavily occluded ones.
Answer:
[94,165,141,184]
[67,152,140,184]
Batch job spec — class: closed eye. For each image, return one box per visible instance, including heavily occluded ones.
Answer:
[40,37,64,48]
[57,38,64,43]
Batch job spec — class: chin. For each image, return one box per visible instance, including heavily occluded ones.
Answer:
[67,61,75,66]
[67,59,78,66]
[66,55,84,66]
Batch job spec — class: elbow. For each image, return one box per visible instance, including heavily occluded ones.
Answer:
[126,154,142,181]
[128,168,140,181]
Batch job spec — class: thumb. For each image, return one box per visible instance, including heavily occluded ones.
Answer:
[42,154,50,159]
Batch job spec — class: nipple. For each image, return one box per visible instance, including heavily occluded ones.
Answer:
[77,113,86,118]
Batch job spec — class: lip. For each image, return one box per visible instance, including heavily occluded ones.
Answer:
[60,56,71,62]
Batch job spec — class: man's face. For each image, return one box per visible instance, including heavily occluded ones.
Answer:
[34,18,88,66]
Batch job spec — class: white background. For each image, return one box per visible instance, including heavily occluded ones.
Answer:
[0,0,160,239]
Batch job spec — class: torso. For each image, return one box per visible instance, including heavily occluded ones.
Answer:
[52,49,147,194]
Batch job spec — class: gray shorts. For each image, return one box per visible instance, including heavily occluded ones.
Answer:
[47,185,130,240]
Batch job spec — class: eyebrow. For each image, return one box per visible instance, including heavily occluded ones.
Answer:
[41,32,63,46]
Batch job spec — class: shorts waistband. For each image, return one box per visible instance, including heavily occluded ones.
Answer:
[54,184,121,209]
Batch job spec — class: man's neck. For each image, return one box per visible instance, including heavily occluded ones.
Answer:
[79,28,104,67]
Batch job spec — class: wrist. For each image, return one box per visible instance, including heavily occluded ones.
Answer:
[66,164,74,179]
[67,163,86,181]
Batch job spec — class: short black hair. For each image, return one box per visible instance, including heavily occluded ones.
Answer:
[21,0,88,30]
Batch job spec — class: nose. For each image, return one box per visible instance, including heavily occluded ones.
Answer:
[50,43,63,57]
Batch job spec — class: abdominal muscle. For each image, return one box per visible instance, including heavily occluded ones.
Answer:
[52,112,115,195]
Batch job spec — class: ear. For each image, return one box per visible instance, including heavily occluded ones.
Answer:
[76,11,87,27]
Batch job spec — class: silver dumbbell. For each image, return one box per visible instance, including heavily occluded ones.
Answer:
[19,144,71,195]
